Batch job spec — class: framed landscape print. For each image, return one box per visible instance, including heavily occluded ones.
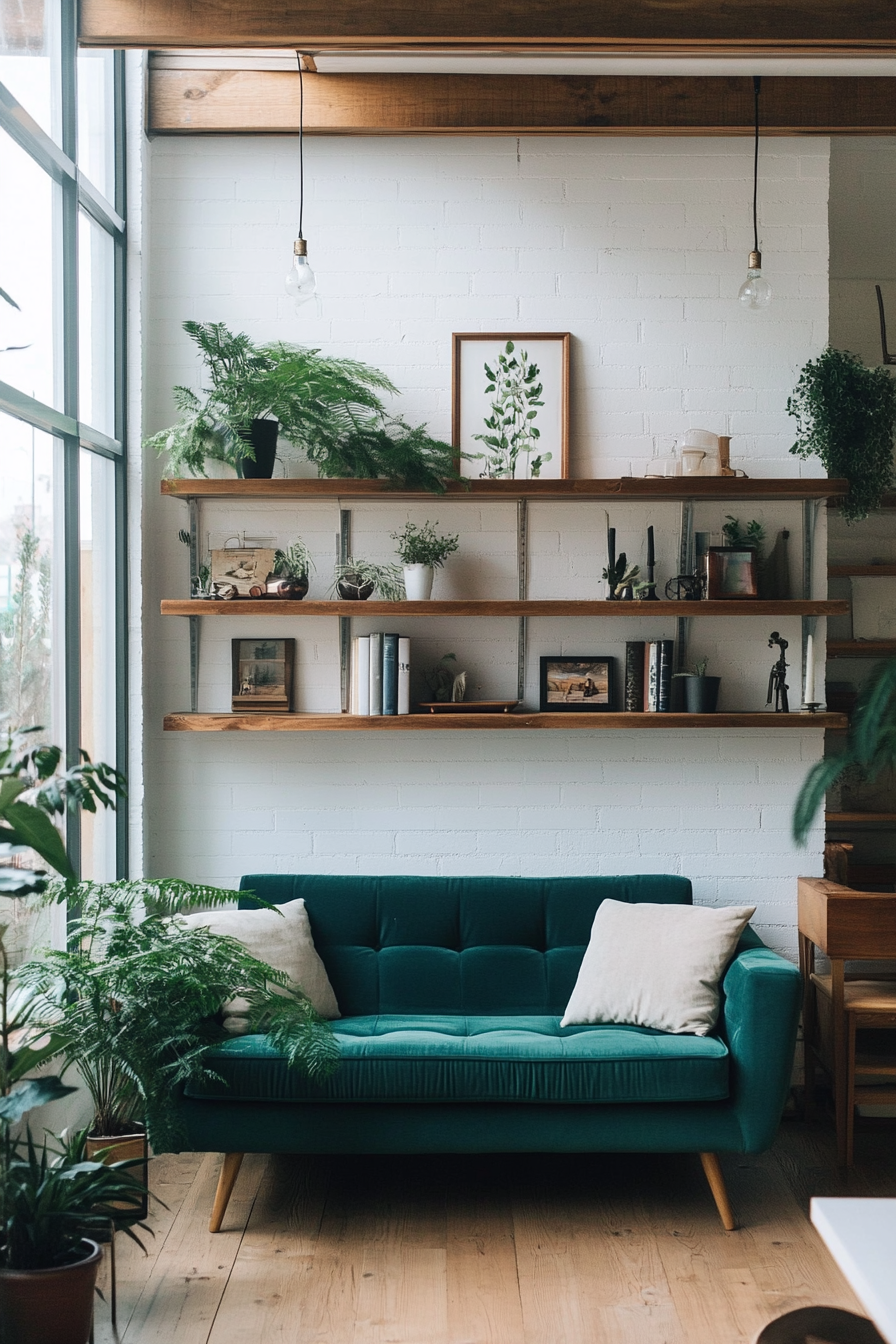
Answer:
[704,548,758,600]
[232,638,295,713]
[452,332,570,481]
[539,656,616,712]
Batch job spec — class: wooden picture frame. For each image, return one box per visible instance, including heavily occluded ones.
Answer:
[704,547,759,600]
[452,332,570,481]
[539,656,616,712]
[211,547,275,599]
[232,638,295,713]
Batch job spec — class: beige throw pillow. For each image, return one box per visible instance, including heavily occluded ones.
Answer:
[560,899,755,1036]
[180,898,340,1028]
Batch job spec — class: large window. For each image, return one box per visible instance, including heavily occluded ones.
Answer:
[0,1,126,882]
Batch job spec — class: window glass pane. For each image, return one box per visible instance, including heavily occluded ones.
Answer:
[79,449,117,880]
[0,128,61,409]
[78,211,115,436]
[77,50,115,202]
[0,0,62,143]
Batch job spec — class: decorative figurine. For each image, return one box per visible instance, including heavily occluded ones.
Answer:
[642,525,659,600]
[665,574,703,600]
[766,631,790,713]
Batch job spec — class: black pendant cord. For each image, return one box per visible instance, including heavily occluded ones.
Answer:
[752,75,761,257]
[295,52,305,240]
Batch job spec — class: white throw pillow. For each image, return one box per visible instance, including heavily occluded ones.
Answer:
[179,898,340,1025]
[560,899,755,1036]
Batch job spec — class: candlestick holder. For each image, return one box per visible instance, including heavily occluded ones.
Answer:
[802,702,823,714]
[643,559,660,599]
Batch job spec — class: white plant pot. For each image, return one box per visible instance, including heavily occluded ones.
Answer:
[403,564,434,601]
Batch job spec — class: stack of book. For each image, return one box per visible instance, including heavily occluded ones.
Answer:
[350,634,411,716]
[624,640,675,712]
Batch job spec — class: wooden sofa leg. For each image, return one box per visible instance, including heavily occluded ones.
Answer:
[699,1153,737,1231]
[209,1152,244,1233]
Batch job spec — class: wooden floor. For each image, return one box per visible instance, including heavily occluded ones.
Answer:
[94,1118,895,1344]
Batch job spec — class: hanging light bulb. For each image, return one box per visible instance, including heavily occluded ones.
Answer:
[285,54,316,311]
[738,76,772,311]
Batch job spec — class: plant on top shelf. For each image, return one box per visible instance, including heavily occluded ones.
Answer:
[722,516,765,551]
[787,347,896,523]
[793,657,896,844]
[145,321,459,492]
[331,559,405,603]
[391,520,460,601]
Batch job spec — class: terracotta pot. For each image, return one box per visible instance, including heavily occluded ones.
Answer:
[85,1129,148,1219]
[0,1240,101,1344]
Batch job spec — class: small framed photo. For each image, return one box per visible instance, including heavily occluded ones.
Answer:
[211,547,275,598]
[704,547,758,600]
[232,638,295,713]
[539,656,616,712]
[452,332,570,481]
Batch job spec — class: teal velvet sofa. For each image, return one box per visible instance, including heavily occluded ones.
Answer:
[179,873,801,1233]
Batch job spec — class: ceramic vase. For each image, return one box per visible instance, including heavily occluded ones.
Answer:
[403,564,434,601]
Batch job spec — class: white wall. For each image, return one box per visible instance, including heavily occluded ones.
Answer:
[142,134,831,957]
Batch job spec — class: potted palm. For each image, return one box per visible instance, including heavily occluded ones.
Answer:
[146,322,458,491]
[391,520,459,601]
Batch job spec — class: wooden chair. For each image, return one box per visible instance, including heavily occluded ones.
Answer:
[798,878,896,1167]
[754,1305,886,1344]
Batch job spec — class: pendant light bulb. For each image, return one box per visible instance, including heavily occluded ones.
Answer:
[286,237,316,309]
[738,249,772,310]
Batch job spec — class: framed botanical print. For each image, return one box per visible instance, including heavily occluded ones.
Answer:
[452,332,570,481]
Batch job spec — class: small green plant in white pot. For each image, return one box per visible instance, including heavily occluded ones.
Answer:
[391,521,459,601]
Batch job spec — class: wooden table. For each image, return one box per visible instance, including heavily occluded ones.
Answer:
[811,1198,896,1344]
[798,878,896,1165]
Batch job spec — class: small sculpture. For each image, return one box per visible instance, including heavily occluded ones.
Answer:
[766,631,790,713]
[665,574,703,601]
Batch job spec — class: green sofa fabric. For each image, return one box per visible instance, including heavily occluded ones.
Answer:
[185,1016,730,1105]
[173,872,801,1159]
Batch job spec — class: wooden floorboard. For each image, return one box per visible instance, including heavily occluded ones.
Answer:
[98,1123,885,1344]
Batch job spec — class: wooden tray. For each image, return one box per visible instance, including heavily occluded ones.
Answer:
[418,700,519,715]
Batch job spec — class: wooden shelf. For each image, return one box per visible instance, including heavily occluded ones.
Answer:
[828,640,896,659]
[829,565,896,577]
[826,813,896,826]
[161,477,848,503]
[163,711,846,733]
[162,598,848,618]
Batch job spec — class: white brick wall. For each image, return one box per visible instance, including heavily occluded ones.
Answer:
[142,134,831,957]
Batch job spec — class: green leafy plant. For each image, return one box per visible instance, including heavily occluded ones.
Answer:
[145,322,458,492]
[788,347,896,523]
[2,1128,151,1270]
[793,658,896,844]
[673,659,709,678]
[273,539,315,580]
[601,555,641,597]
[331,559,405,602]
[391,521,459,569]
[722,516,765,550]
[471,341,548,479]
[19,879,339,1153]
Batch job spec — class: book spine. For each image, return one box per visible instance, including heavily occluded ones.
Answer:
[369,632,383,716]
[645,641,660,712]
[624,641,645,712]
[397,637,411,715]
[356,636,370,716]
[350,638,359,715]
[382,634,399,715]
[657,639,674,712]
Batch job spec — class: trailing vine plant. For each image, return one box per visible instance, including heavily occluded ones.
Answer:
[472,341,548,479]
[787,347,896,522]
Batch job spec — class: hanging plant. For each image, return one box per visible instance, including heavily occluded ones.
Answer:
[787,347,896,522]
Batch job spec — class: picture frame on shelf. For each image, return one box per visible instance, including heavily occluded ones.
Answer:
[211,547,276,598]
[539,656,616,712]
[704,547,759,600]
[452,332,570,481]
[232,638,295,713]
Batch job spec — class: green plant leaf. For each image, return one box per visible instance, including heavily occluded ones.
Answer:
[0,1076,76,1124]
[2,802,73,877]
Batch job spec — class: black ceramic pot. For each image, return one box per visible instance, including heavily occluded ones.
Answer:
[684,676,721,713]
[236,419,278,479]
[336,578,375,600]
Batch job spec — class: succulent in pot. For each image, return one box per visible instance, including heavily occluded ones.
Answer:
[331,559,405,602]
[391,521,459,601]
[672,659,721,713]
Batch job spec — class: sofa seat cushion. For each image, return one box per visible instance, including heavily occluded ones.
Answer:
[184,1015,730,1105]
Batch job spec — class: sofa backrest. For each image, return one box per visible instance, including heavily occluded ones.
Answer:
[239,873,692,1017]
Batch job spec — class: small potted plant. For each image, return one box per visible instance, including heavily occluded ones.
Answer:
[391,521,459,601]
[673,659,721,713]
[331,559,405,602]
[267,540,315,600]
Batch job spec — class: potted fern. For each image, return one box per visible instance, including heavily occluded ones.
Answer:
[391,521,459,601]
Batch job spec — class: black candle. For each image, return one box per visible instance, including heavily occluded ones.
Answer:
[647,525,655,569]
[608,527,616,575]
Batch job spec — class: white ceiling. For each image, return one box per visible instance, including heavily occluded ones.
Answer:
[151,50,896,76]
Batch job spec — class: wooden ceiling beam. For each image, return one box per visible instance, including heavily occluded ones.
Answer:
[80,0,896,52]
[148,71,896,135]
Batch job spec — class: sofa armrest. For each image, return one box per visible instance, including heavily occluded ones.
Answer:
[718,945,802,1151]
